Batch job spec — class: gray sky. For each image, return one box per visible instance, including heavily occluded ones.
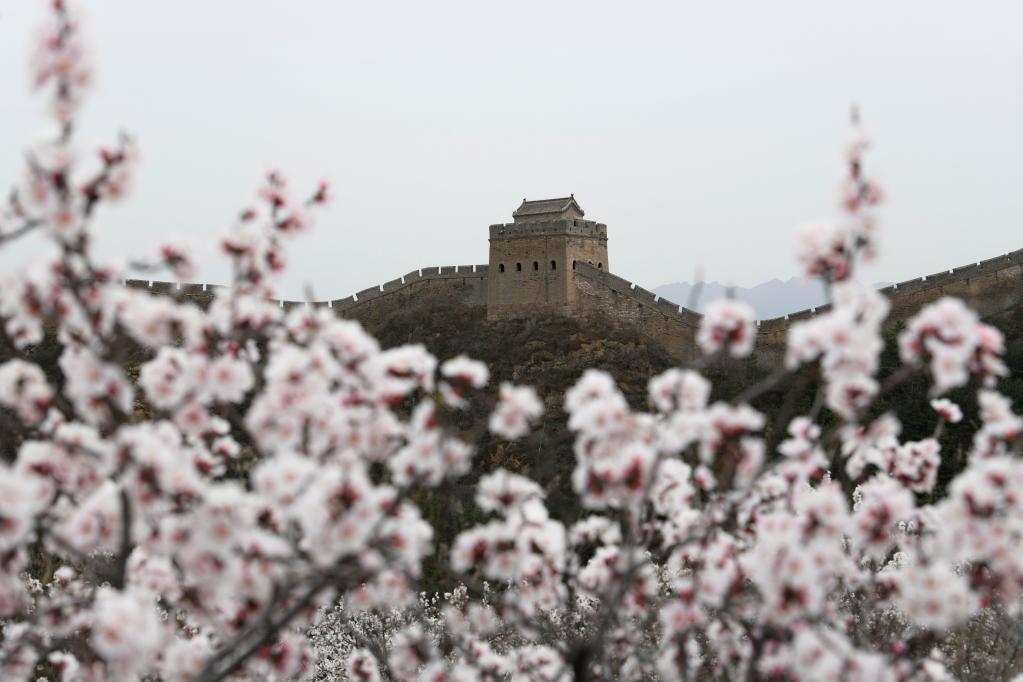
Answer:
[2,1,1022,299]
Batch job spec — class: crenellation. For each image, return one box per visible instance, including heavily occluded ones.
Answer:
[891,278,927,295]
[630,286,657,302]
[677,309,701,327]
[655,298,681,315]
[975,255,1007,275]
[604,273,633,292]
[923,270,955,285]
[383,278,403,291]
[757,318,788,335]
[179,283,207,296]
[355,286,382,302]
[488,219,606,241]
[332,296,356,311]
[786,309,816,323]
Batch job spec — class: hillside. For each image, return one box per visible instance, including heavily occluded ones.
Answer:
[365,300,1023,584]
[9,297,1023,589]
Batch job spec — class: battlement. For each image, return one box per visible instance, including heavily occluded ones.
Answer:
[573,262,701,328]
[488,219,607,241]
[124,264,489,317]
[754,247,1023,331]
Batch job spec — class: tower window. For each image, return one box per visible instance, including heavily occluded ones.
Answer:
[533,261,539,271]
[598,262,603,269]
[572,260,577,269]
[550,260,557,270]
[516,263,522,272]
[499,263,505,273]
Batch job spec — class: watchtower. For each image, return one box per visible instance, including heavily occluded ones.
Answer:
[487,196,609,319]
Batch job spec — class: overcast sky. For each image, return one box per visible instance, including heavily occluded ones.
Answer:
[2,1,1022,299]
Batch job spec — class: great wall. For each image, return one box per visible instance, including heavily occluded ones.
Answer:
[126,197,1023,364]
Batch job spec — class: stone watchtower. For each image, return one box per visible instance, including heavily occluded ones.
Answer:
[487,196,609,319]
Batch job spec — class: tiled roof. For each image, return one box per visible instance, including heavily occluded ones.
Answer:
[512,196,584,219]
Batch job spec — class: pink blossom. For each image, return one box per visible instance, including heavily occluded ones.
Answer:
[0,466,48,553]
[476,468,543,515]
[160,635,214,681]
[157,239,197,279]
[891,558,977,630]
[90,587,164,677]
[796,220,851,282]
[57,480,122,555]
[206,354,255,403]
[441,354,490,389]
[930,398,963,424]
[648,368,709,413]
[849,476,915,561]
[971,389,1023,457]
[346,648,383,682]
[892,439,941,493]
[699,402,765,464]
[899,297,1007,394]
[58,346,134,424]
[697,298,756,357]
[252,451,316,510]
[0,359,54,423]
[489,383,544,440]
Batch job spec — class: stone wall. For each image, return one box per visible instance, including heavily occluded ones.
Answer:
[570,247,1023,363]
[326,265,488,331]
[125,264,489,333]
[572,262,700,362]
[125,246,1023,365]
[754,247,1023,349]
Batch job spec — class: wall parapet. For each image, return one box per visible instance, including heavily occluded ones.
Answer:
[572,244,1023,356]
[753,246,1023,332]
[124,263,490,311]
[573,262,702,329]
[123,242,1023,361]
[489,219,607,241]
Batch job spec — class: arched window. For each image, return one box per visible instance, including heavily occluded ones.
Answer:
[550,260,557,270]
[572,260,577,270]
[516,263,522,272]
[533,261,539,271]
[499,263,505,273]
[598,262,603,269]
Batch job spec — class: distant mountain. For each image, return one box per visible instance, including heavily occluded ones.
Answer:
[654,277,863,320]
